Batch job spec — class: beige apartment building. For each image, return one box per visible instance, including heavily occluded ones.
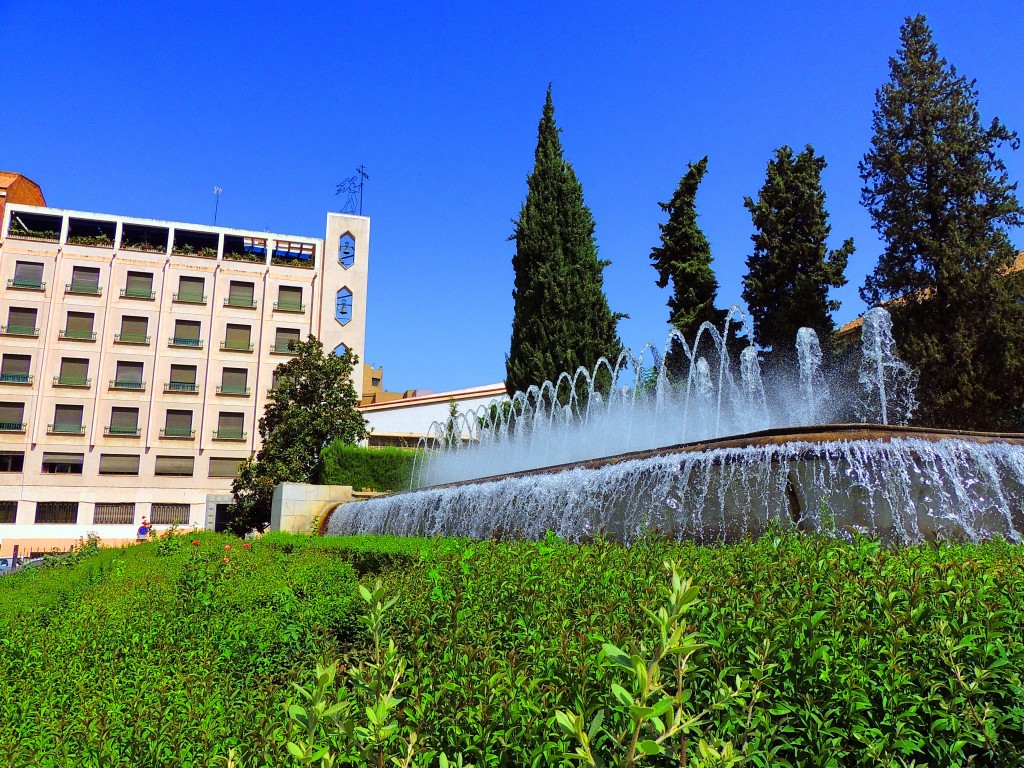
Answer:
[0,199,369,555]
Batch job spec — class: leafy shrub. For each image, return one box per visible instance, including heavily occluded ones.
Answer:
[317,441,417,492]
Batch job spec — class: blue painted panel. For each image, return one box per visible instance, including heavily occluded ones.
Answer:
[335,287,352,326]
[339,234,355,268]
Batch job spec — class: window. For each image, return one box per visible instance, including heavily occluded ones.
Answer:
[121,224,168,253]
[41,453,84,474]
[123,271,155,299]
[172,229,218,258]
[215,412,245,440]
[154,456,194,476]
[68,266,101,295]
[225,281,256,308]
[333,343,349,357]
[273,328,301,353]
[167,364,198,393]
[62,311,95,340]
[209,457,243,478]
[1,354,31,384]
[223,235,266,262]
[117,315,150,344]
[7,211,61,241]
[0,402,26,432]
[175,275,206,304]
[4,307,38,336]
[222,323,253,352]
[276,285,304,312]
[35,501,79,524]
[219,367,249,396]
[171,319,202,347]
[67,217,115,248]
[98,455,140,476]
[0,452,24,473]
[335,287,352,325]
[51,404,85,434]
[107,407,140,436]
[0,501,15,524]
[162,409,194,438]
[338,234,355,268]
[56,358,89,387]
[271,240,315,268]
[10,261,45,290]
[112,361,144,390]
[151,503,190,525]
[93,501,135,524]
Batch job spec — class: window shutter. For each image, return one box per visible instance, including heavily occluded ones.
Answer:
[120,316,149,335]
[71,266,101,287]
[169,365,197,384]
[54,404,84,425]
[0,403,25,422]
[115,362,144,383]
[109,407,139,428]
[218,412,244,432]
[14,262,44,282]
[155,456,194,476]
[209,457,243,478]
[2,355,31,375]
[228,281,254,302]
[165,410,193,430]
[179,275,204,294]
[60,358,89,379]
[8,307,38,327]
[125,272,153,292]
[93,501,136,522]
[275,328,300,345]
[278,285,302,304]
[225,324,251,344]
[98,455,140,475]
[66,312,94,332]
[175,320,201,340]
[42,452,84,465]
[222,368,248,387]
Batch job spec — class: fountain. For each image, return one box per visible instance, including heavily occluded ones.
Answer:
[325,307,1024,544]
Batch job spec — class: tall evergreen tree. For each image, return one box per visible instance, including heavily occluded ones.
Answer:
[506,87,622,396]
[742,145,852,359]
[860,15,1023,430]
[650,157,726,348]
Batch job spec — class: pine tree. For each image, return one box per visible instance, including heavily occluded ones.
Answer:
[860,15,1023,430]
[506,87,622,396]
[742,145,852,359]
[650,157,726,351]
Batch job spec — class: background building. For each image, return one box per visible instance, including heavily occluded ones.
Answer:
[0,193,369,556]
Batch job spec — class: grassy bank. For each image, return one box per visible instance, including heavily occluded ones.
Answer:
[1,530,1022,766]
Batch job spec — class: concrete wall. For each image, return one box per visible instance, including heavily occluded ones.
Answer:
[361,384,507,447]
[270,483,355,534]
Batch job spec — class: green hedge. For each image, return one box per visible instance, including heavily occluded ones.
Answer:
[317,441,416,492]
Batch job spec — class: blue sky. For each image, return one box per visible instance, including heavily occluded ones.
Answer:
[3,1,1021,393]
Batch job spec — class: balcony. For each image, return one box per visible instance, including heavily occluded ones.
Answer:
[120,287,156,300]
[59,329,97,341]
[169,337,203,349]
[7,278,45,291]
[271,342,299,355]
[216,384,251,397]
[114,333,151,345]
[0,421,27,433]
[2,325,39,337]
[164,382,199,394]
[213,429,247,441]
[220,340,254,353]
[65,283,102,296]
[273,301,305,313]
[48,423,86,435]
[0,373,32,385]
[104,425,141,437]
[109,379,146,391]
[53,376,91,388]
[160,427,195,439]
[173,292,207,305]
[224,296,257,309]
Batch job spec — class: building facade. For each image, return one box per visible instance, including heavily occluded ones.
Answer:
[0,203,369,555]
[360,383,507,448]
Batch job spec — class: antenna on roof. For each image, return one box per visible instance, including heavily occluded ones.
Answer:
[336,165,369,215]
[213,186,223,225]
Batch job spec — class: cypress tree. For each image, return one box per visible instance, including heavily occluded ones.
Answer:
[742,145,852,359]
[860,15,1023,430]
[506,87,622,396]
[650,157,726,349]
